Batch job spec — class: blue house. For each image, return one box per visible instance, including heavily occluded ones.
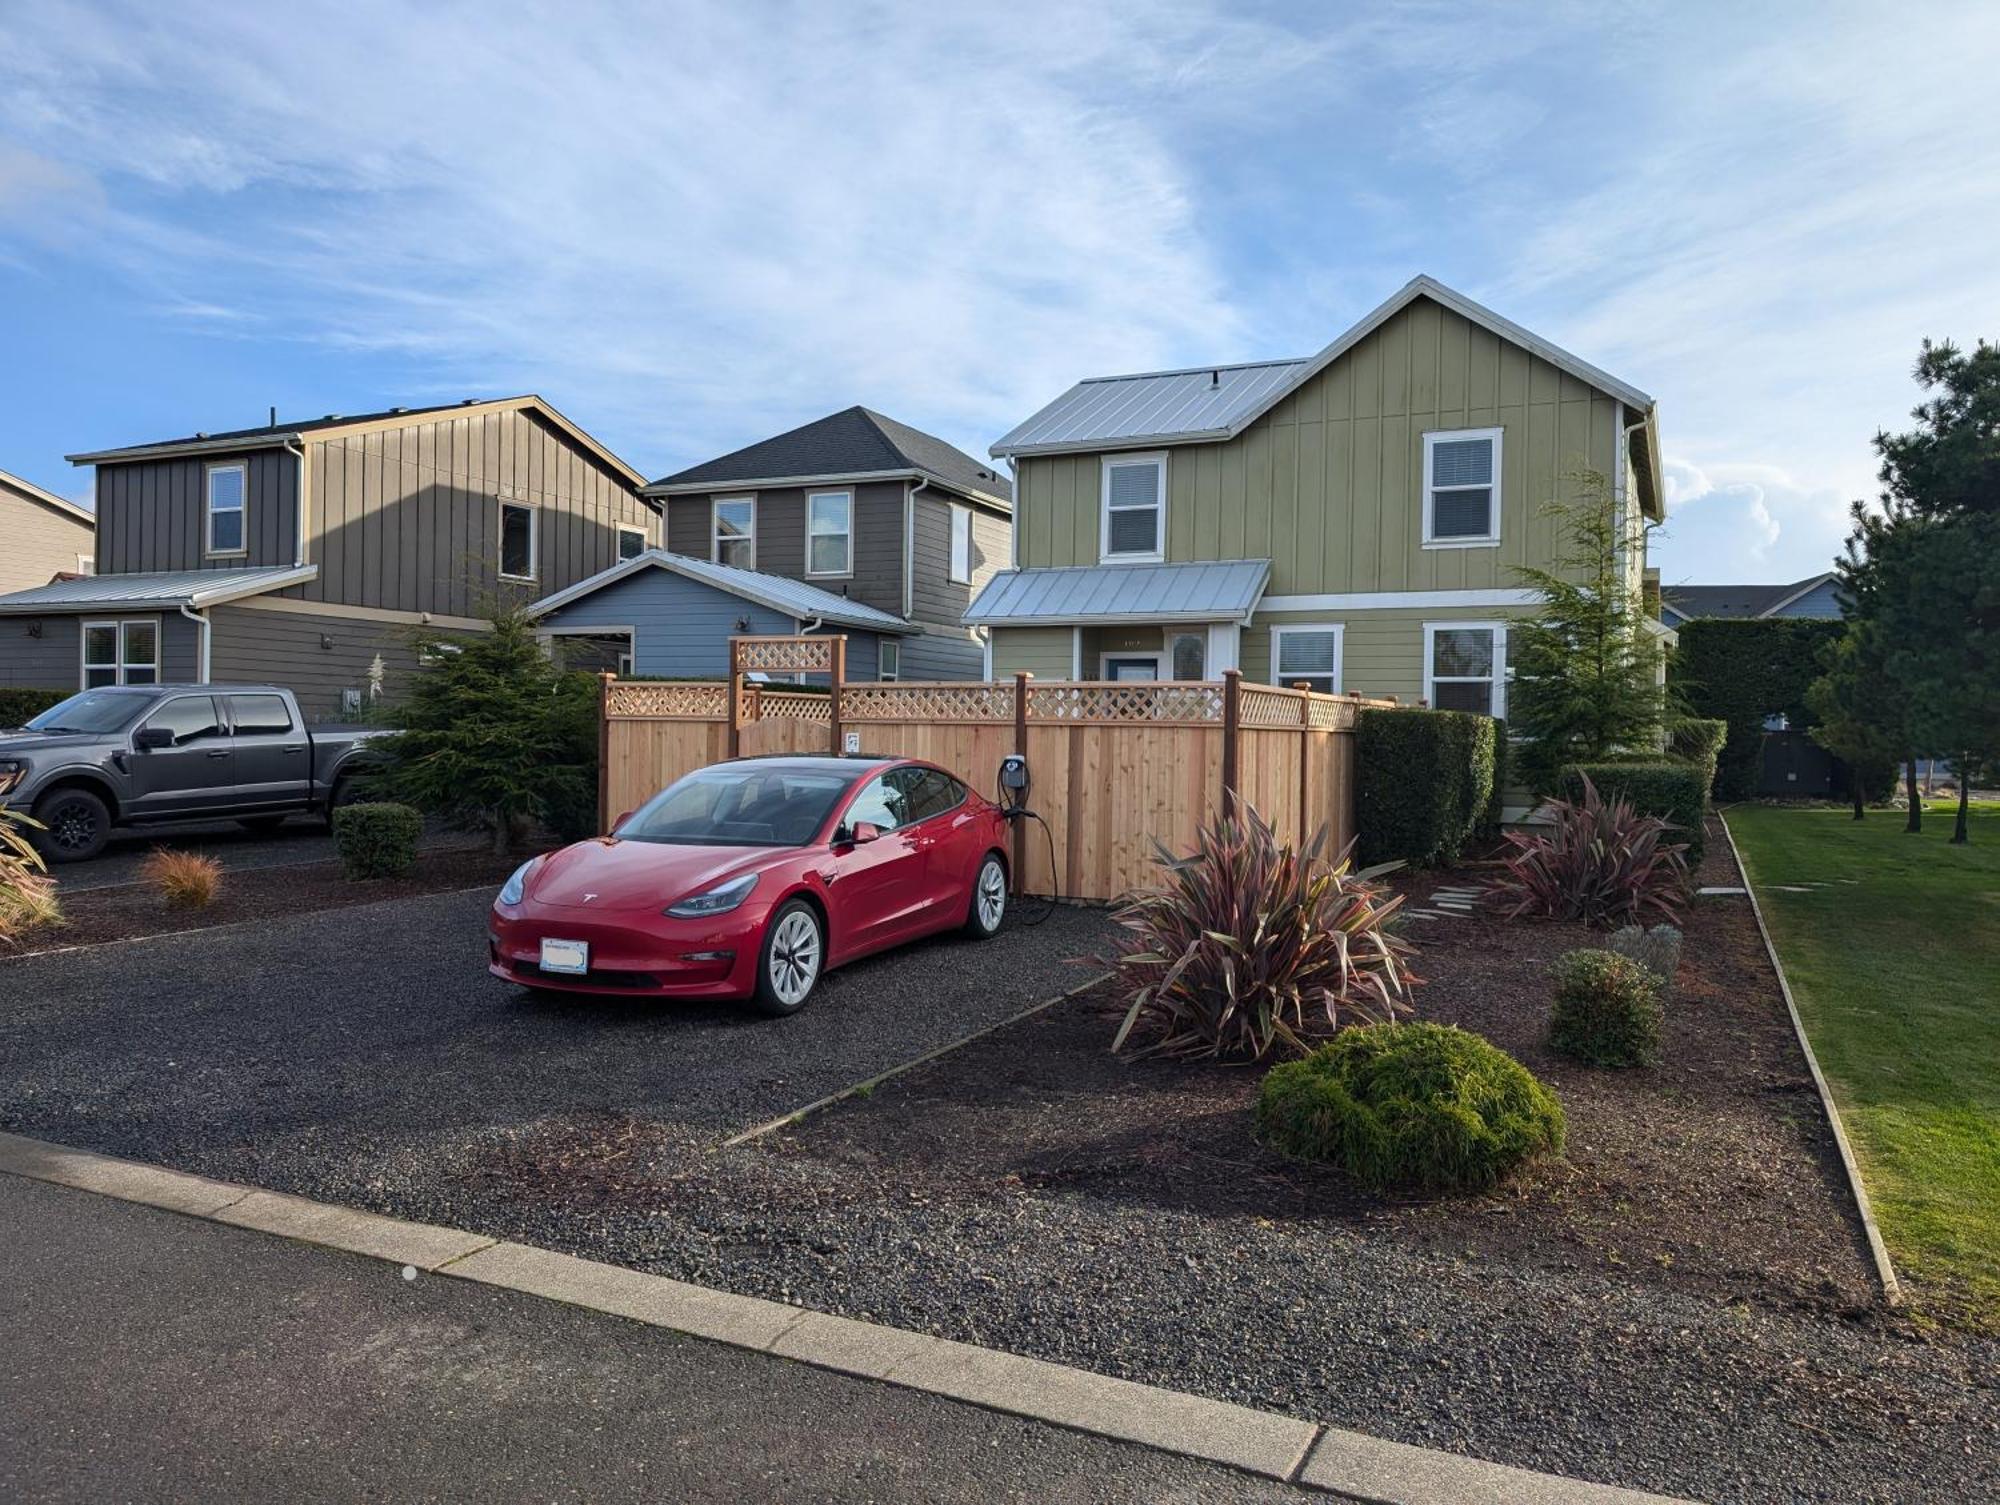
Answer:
[1659,571,1842,627]
[525,550,913,681]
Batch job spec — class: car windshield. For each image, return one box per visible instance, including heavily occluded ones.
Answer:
[618,764,860,848]
[23,690,147,735]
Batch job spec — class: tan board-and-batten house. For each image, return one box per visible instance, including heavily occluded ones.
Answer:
[0,398,656,716]
[971,276,1666,762]
[0,467,97,593]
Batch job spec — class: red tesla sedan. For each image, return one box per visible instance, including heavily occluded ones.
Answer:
[489,755,1012,1014]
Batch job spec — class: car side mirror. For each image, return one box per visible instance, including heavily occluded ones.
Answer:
[850,820,884,845]
[611,810,634,832]
[134,727,174,750]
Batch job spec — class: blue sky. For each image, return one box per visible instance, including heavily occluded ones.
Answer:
[3,2,1996,584]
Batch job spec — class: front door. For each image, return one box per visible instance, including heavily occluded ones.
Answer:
[223,691,311,809]
[126,694,232,819]
[1103,656,1161,682]
[825,772,927,957]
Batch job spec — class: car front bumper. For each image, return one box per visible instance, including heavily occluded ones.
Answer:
[488,902,763,998]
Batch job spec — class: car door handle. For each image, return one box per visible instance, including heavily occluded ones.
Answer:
[206,749,230,759]
[281,745,305,755]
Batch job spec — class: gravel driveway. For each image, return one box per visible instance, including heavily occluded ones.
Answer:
[52,817,484,893]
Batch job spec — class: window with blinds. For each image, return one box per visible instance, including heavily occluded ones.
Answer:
[1423,428,1502,545]
[1100,453,1166,561]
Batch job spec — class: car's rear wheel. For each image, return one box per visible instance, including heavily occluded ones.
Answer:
[965,852,1007,938]
[753,900,824,1016]
[32,787,110,863]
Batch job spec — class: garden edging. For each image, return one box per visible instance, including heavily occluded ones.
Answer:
[0,1128,1686,1504]
[1717,811,1903,1308]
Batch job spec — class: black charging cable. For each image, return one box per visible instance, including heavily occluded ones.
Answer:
[995,775,1060,927]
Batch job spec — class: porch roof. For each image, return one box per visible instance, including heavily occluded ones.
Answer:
[0,564,318,615]
[963,559,1271,628]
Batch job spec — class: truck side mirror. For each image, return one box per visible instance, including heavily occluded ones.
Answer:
[134,727,174,750]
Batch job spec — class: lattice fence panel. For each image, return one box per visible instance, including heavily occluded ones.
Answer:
[1025,682,1224,723]
[755,691,833,724]
[1303,695,1360,732]
[841,683,1016,723]
[1239,686,1307,727]
[606,681,729,719]
[733,636,836,674]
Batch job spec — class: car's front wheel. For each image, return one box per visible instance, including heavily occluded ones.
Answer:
[32,787,110,863]
[753,899,824,1016]
[965,852,1007,938]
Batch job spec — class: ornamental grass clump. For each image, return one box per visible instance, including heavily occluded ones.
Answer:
[1548,948,1663,1067]
[1255,1022,1565,1193]
[0,809,61,946]
[139,848,223,909]
[1104,802,1416,1063]
[1605,922,1683,997]
[1485,773,1689,928]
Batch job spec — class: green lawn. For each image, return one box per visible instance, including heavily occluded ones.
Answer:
[1726,801,2000,1324]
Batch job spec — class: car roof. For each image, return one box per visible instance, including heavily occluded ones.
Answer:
[721,754,901,774]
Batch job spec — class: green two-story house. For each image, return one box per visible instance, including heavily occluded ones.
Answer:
[970,275,1664,729]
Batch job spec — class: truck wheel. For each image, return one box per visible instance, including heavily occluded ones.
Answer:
[33,788,110,863]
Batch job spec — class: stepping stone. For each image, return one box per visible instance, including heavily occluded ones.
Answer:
[1696,885,1747,897]
[1772,884,1816,893]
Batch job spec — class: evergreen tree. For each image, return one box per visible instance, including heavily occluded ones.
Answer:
[1806,621,1906,820]
[1507,469,1668,791]
[364,607,599,853]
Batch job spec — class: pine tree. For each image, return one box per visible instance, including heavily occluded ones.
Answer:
[1507,469,1668,791]
[1806,621,1906,820]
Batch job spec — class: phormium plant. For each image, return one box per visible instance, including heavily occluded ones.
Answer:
[1102,801,1417,1063]
[1484,773,1689,928]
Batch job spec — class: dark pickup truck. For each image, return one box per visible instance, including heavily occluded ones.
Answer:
[0,684,384,862]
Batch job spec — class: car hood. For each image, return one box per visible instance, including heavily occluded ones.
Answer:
[0,729,106,758]
[524,838,800,912]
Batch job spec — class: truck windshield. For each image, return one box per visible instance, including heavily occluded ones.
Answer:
[618,764,858,848]
[23,690,148,735]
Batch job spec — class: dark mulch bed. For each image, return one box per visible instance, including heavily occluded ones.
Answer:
[13,846,529,953]
[439,818,1999,1502]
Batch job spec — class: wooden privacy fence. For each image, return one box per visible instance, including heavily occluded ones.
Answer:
[598,635,1395,903]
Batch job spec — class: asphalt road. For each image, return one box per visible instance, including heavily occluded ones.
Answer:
[0,1174,1298,1504]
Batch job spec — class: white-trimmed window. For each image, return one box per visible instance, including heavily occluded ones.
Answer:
[1425,622,1510,716]
[805,490,853,577]
[712,497,755,569]
[205,462,246,556]
[616,523,648,562]
[949,503,972,584]
[1422,427,1502,547]
[1168,631,1206,681]
[878,639,900,682]
[1100,452,1166,562]
[499,500,537,581]
[82,618,159,688]
[1271,624,1344,694]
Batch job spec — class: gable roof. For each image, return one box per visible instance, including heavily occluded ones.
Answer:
[525,549,916,635]
[647,406,1011,510]
[1660,573,1840,621]
[0,563,316,615]
[0,467,94,528]
[64,395,649,490]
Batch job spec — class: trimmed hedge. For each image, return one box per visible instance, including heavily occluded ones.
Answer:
[1667,718,1727,802]
[1671,619,1844,799]
[331,802,423,879]
[1255,1022,1566,1193]
[1548,949,1663,1067]
[1561,760,1708,861]
[1355,708,1498,867]
[0,688,69,728]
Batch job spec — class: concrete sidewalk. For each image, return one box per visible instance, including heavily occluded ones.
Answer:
[0,1174,1302,1503]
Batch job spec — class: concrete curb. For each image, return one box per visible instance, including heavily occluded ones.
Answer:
[721,970,1111,1147]
[0,1129,1689,1501]
[1716,812,1903,1308]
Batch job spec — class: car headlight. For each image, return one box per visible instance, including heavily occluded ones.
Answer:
[666,872,758,918]
[0,761,26,798]
[497,858,539,907]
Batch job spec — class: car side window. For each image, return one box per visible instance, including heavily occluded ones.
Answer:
[226,693,293,736]
[900,769,965,823]
[844,774,910,833]
[141,696,223,746]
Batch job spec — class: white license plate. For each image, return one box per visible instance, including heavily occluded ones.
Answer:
[539,937,590,975]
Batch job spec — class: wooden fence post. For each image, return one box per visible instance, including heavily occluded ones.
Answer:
[726,637,743,759]
[1221,669,1242,820]
[1294,682,1313,847]
[597,671,614,835]
[828,635,848,755]
[1011,671,1031,894]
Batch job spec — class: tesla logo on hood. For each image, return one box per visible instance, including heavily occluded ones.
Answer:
[583,893,598,902]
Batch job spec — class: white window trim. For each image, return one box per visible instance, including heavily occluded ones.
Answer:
[803,490,854,579]
[1098,650,1165,679]
[1163,629,1208,682]
[1099,451,1167,564]
[1421,427,1503,549]
[711,495,756,569]
[76,554,95,575]
[1270,622,1346,694]
[204,461,248,559]
[80,617,161,689]
[615,523,649,562]
[878,639,901,682]
[948,502,972,584]
[498,499,538,582]
[1423,620,1510,717]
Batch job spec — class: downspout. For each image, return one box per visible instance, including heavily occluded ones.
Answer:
[902,476,929,619]
[284,438,309,568]
[178,603,212,684]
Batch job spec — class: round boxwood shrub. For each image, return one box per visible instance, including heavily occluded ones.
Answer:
[1547,949,1663,1067]
[1254,1023,1566,1193]
[331,801,423,880]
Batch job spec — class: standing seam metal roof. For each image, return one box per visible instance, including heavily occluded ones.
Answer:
[0,564,316,614]
[526,550,915,633]
[962,560,1272,626]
